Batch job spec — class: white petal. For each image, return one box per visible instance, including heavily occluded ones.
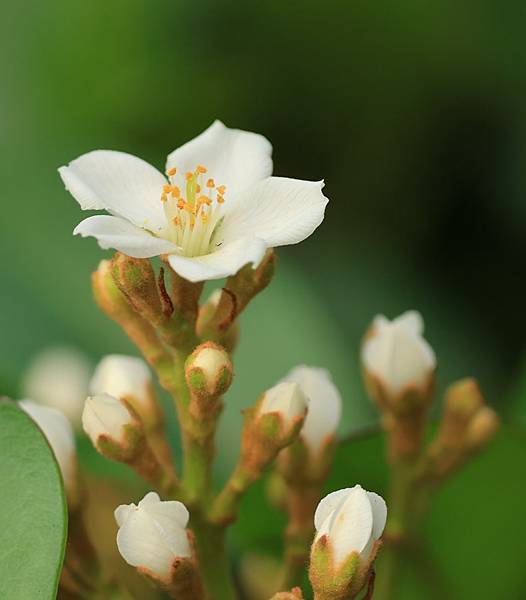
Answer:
[82,393,134,444]
[167,236,267,283]
[19,400,75,489]
[74,215,179,258]
[166,120,273,196]
[314,488,351,531]
[395,310,424,336]
[59,150,168,230]
[90,355,151,408]
[114,503,134,527]
[141,499,190,530]
[366,491,387,540]
[329,486,374,567]
[219,177,328,248]
[283,366,341,452]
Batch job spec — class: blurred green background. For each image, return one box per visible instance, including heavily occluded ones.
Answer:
[1,1,525,599]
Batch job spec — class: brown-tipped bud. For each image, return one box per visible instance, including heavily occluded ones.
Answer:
[465,406,499,452]
[162,258,204,324]
[111,253,162,324]
[82,393,144,462]
[225,248,276,313]
[438,378,484,445]
[185,342,233,400]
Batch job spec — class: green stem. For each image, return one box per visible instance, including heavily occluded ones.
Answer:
[374,461,430,600]
[191,515,237,600]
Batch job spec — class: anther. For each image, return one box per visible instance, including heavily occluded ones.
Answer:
[161,193,168,202]
[217,185,226,195]
[217,195,225,204]
[206,178,215,188]
[171,186,180,198]
[163,184,172,193]
[196,165,207,174]
[167,167,177,177]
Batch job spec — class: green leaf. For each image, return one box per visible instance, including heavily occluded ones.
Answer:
[0,400,67,599]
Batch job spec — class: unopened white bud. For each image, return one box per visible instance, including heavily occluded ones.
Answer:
[185,342,233,397]
[314,485,387,567]
[22,347,90,428]
[114,491,190,578]
[90,354,152,409]
[259,382,307,428]
[19,400,76,493]
[362,310,435,398]
[283,366,342,453]
[82,393,138,447]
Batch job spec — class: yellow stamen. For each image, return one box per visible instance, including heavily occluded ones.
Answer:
[177,199,185,210]
[163,184,172,193]
[185,172,194,181]
[172,216,181,226]
[171,186,180,198]
[217,195,225,204]
[167,167,177,177]
[198,195,212,206]
[196,165,207,174]
[196,184,201,193]
[161,193,168,202]
[217,185,226,195]
[206,178,215,188]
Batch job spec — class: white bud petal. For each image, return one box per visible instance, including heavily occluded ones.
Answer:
[22,348,91,428]
[362,310,436,397]
[259,382,307,427]
[90,355,151,409]
[19,400,76,490]
[283,366,342,453]
[115,491,191,578]
[192,347,230,382]
[82,393,135,445]
[314,485,387,567]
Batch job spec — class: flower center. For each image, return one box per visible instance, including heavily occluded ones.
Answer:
[159,165,226,257]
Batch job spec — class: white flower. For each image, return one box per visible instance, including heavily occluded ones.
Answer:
[90,354,151,409]
[361,310,436,397]
[114,491,190,577]
[19,400,76,491]
[82,393,136,446]
[283,366,342,453]
[59,120,329,282]
[314,485,387,567]
[22,347,90,428]
[259,381,307,428]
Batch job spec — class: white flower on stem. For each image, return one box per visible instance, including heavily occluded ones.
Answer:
[314,485,387,568]
[283,366,342,453]
[90,354,152,409]
[19,400,76,492]
[361,310,436,397]
[59,120,329,282]
[114,491,190,578]
[259,381,307,428]
[22,347,91,428]
[82,393,137,447]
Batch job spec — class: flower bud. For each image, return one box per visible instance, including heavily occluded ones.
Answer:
[465,406,499,451]
[310,485,386,598]
[22,348,90,429]
[185,342,233,398]
[362,310,436,404]
[82,393,143,461]
[19,400,77,501]
[283,366,342,455]
[92,259,135,321]
[90,355,155,424]
[259,382,308,430]
[114,492,203,598]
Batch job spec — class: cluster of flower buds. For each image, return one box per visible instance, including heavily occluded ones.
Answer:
[114,492,204,600]
[426,378,499,480]
[309,485,387,600]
